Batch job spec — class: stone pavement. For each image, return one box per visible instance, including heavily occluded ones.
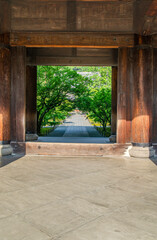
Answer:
[38,113,109,143]
[0,155,157,239]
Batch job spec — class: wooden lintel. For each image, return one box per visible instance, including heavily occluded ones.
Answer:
[10,0,132,2]
[27,56,118,66]
[10,32,134,48]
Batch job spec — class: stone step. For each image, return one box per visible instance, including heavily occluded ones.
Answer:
[11,142,130,156]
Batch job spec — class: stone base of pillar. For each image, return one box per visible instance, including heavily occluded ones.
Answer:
[129,145,155,158]
[26,134,38,141]
[109,135,116,143]
[0,144,13,156]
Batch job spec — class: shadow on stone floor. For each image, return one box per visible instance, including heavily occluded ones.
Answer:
[150,157,157,166]
[0,154,25,168]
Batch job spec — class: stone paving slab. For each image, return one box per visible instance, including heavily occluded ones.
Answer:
[0,155,157,239]
[48,113,102,138]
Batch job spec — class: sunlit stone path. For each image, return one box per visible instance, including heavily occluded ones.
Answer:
[49,112,101,137]
[38,113,109,143]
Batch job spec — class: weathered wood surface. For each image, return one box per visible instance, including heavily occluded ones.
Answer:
[26,66,37,134]
[152,35,157,48]
[27,56,118,66]
[153,48,157,143]
[146,0,157,16]
[0,47,11,144]
[132,43,153,144]
[133,0,155,35]
[10,32,134,48]
[11,0,133,32]
[11,47,26,142]
[27,47,118,57]
[125,48,133,143]
[27,47,118,66]
[117,48,127,144]
[1,0,157,38]
[25,142,131,156]
[67,1,76,31]
[111,66,117,136]
[117,48,133,144]
[0,0,11,34]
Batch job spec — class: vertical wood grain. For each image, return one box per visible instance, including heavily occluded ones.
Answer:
[11,47,26,142]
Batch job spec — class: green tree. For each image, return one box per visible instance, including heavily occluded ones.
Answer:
[37,66,89,134]
[75,66,112,136]
[89,87,111,136]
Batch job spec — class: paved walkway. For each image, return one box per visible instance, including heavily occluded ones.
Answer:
[0,155,157,239]
[38,113,109,143]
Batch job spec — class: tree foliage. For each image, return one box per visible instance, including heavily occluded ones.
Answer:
[37,66,89,134]
[74,67,112,136]
[37,66,112,136]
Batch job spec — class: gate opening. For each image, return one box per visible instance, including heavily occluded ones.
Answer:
[36,66,112,144]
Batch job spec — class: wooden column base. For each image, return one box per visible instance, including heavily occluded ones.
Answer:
[0,144,13,156]
[129,143,155,158]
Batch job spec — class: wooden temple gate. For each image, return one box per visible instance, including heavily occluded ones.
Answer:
[0,0,157,157]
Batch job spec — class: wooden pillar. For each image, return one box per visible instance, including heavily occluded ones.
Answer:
[26,66,37,135]
[11,47,26,142]
[132,39,153,145]
[109,66,117,142]
[0,47,13,155]
[117,48,133,144]
[153,48,157,143]
[129,36,154,157]
[0,47,11,144]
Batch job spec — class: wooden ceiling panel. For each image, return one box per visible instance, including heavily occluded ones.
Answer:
[11,1,67,31]
[6,0,157,36]
[11,0,134,32]
[75,1,133,32]
[11,1,67,18]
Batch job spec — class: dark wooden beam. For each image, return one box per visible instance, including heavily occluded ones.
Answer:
[27,56,118,66]
[27,47,117,57]
[11,0,133,2]
[0,0,11,34]
[26,47,118,65]
[10,32,134,48]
